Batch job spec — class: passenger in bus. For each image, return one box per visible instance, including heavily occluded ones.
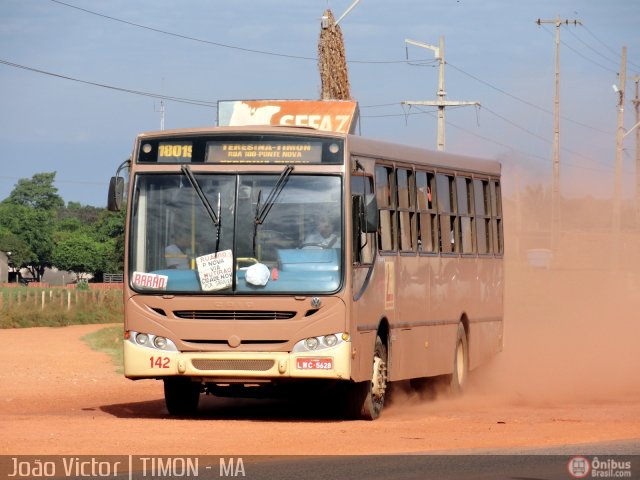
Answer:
[302,213,340,249]
[165,231,192,269]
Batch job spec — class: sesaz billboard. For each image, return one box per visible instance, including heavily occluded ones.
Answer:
[218,99,360,134]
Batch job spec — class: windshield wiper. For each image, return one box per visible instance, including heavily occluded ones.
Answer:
[252,165,294,256]
[180,165,222,253]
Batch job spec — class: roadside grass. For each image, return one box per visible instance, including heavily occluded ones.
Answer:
[0,288,123,329]
[0,287,125,373]
[82,325,124,374]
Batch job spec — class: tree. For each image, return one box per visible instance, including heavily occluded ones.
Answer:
[90,209,125,278]
[5,172,64,211]
[59,202,101,225]
[52,206,125,279]
[51,232,104,280]
[0,228,35,269]
[0,172,64,279]
[0,172,125,281]
[0,203,55,279]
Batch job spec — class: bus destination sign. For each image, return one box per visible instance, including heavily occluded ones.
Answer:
[207,141,322,164]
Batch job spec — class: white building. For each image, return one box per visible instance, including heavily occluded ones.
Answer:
[0,251,9,283]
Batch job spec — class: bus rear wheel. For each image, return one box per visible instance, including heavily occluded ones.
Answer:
[449,323,469,394]
[163,377,201,416]
[347,335,388,420]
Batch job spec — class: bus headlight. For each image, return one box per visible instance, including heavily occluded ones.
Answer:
[128,331,178,351]
[293,333,347,353]
[153,336,168,349]
[305,337,319,350]
[323,334,338,347]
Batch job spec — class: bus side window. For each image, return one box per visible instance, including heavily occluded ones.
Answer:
[351,172,375,265]
[416,171,438,253]
[436,174,458,254]
[474,179,491,254]
[396,168,416,252]
[375,165,396,252]
[490,180,504,254]
[456,176,475,254]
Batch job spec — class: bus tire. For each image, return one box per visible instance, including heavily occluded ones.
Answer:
[347,335,388,420]
[163,377,201,416]
[450,323,469,394]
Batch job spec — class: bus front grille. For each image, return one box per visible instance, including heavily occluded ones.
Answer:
[191,359,275,371]
[174,310,296,321]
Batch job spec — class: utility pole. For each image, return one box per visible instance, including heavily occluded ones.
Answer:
[536,16,582,255]
[157,77,166,131]
[612,47,627,271]
[632,76,640,229]
[154,99,166,130]
[159,100,165,131]
[402,36,479,151]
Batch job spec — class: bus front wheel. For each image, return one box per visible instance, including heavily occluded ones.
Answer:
[347,335,388,420]
[163,377,201,416]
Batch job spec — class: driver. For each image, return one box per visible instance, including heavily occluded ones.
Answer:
[165,230,192,269]
[303,213,340,249]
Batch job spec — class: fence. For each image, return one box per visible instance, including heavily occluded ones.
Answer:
[0,282,123,290]
[0,286,123,328]
[104,273,124,283]
[0,287,121,310]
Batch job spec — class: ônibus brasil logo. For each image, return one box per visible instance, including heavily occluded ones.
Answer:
[568,456,591,478]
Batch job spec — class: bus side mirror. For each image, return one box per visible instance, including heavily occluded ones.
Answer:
[108,176,125,211]
[363,193,378,233]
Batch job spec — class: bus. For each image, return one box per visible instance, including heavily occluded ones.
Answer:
[108,100,504,420]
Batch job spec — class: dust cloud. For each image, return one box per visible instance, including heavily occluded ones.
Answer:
[387,178,640,414]
[479,190,640,406]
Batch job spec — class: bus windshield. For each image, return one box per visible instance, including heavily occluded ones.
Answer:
[129,172,342,294]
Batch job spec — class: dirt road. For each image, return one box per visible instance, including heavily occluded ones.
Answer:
[0,321,638,456]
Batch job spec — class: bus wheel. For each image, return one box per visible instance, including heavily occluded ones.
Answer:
[348,335,388,420]
[450,323,469,394]
[163,377,201,416]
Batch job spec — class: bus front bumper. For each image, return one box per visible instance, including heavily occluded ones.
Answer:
[124,340,352,381]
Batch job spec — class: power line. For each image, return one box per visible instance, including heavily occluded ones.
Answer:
[0,43,625,177]
[480,105,551,144]
[564,26,620,68]
[480,105,615,170]
[0,56,422,115]
[538,24,617,74]
[48,0,422,65]
[582,24,640,72]
[361,107,438,119]
[44,0,623,138]
[406,104,625,175]
[1,54,618,174]
[446,61,612,135]
[0,174,105,187]
[359,102,404,109]
[0,58,217,108]
[49,0,315,62]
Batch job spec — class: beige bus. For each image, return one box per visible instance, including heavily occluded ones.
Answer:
[108,100,503,420]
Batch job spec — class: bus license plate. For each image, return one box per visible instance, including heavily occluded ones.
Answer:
[296,357,333,370]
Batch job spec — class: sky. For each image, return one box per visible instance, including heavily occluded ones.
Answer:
[1,0,639,207]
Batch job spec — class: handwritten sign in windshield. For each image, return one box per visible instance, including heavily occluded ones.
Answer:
[196,250,233,291]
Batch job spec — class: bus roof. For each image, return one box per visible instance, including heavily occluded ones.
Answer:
[134,125,501,176]
[135,125,342,139]
[347,134,501,177]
